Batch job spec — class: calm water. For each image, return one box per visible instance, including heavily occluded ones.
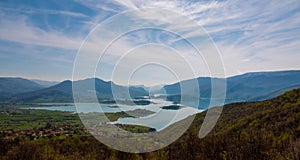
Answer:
[26,99,203,131]
[27,103,140,113]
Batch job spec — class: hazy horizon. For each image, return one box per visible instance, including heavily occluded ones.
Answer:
[1,69,299,87]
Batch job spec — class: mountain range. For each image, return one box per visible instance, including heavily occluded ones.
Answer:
[6,78,148,103]
[0,70,300,105]
[163,70,300,108]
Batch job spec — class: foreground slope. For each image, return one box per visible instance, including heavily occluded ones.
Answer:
[161,88,300,159]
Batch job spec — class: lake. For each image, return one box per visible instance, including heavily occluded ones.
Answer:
[26,98,203,131]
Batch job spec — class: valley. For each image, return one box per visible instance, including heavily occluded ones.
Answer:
[0,88,299,159]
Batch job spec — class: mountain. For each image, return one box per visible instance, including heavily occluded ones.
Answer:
[31,79,59,88]
[0,77,44,100]
[9,80,73,103]
[227,70,300,101]
[9,78,148,103]
[163,70,300,108]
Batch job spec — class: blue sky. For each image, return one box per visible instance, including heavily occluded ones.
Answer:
[0,0,300,85]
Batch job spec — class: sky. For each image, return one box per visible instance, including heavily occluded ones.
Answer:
[0,0,300,86]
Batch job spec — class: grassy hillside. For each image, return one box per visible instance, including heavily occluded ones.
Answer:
[0,89,300,159]
[172,88,300,159]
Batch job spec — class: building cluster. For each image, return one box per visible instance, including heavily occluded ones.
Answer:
[1,125,87,141]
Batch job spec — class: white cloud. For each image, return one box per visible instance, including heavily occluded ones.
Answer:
[0,14,82,50]
[73,0,300,81]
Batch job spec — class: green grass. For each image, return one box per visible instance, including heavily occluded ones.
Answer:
[0,105,155,132]
[0,109,81,131]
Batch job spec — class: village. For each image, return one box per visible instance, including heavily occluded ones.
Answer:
[1,123,88,141]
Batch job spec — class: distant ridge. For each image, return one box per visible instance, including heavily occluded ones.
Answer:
[8,78,148,103]
[163,70,300,108]
[31,79,59,88]
[0,77,43,100]
[1,70,300,105]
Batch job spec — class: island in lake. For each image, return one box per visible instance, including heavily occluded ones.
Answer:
[161,105,185,110]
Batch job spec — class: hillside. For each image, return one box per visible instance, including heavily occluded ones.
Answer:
[157,88,300,159]
[0,77,43,100]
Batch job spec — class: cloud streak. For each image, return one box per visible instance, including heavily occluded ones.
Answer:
[0,7,89,18]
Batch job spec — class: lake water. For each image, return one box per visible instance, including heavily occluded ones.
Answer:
[26,99,203,131]
[27,103,139,113]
